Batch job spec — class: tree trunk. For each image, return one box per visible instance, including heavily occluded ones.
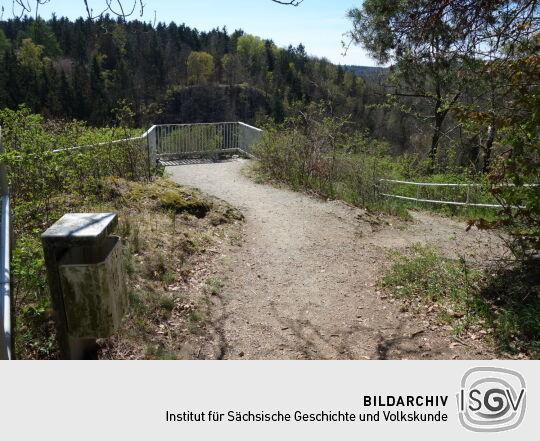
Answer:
[482,124,495,173]
[429,96,444,173]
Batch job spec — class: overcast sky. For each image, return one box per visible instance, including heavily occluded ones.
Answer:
[0,0,379,66]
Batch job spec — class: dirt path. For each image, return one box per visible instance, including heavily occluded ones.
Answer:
[167,159,501,360]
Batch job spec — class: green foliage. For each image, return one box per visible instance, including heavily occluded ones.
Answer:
[488,54,540,258]
[237,35,267,77]
[256,102,402,211]
[187,51,215,85]
[348,0,475,172]
[157,191,210,218]
[380,173,500,221]
[19,19,62,59]
[255,102,505,221]
[454,36,540,259]
[255,102,350,194]
[381,244,478,306]
[0,16,371,133]
[0,29,10,55]
[0,106,148,227]
[221,53,245,85]
[0,106,149,358]
[158,124,223,153]
[16,38,47,70]
[381,244,540,357]
[348,1,540,258]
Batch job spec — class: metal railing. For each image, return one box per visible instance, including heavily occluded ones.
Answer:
[238,122,263,156]
[53,122,262,165]
[379,179,539,209]
[0,127,11,360]
[154,122,262,159]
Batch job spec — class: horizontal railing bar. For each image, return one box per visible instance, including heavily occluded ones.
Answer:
[51,135,146,154]
[140,125,157,138]
[155,122,252,128]
[13,135,148,159]
[379,193,523,208]
[380,179,539,187]
[382,179,476,187]
[237,122,263,132]
[158,148,252,158]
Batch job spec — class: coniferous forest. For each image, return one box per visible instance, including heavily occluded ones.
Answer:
[1,15,436,158]
[0,17,366,126]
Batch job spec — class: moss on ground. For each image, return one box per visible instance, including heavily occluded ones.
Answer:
[16,176,244,360]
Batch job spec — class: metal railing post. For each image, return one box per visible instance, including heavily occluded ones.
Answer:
[146,125,157,178]
[0,127,12,360]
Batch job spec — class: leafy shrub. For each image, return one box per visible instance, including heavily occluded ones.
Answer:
[0,105,150,358]
[0,105,149,229]
[487,87,540,260]
[255,102,399,209]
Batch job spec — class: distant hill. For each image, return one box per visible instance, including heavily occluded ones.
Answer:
[0,17,364,126]
[343,65,388,82]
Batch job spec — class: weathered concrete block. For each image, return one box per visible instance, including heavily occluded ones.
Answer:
[58,236,127,338]
[42,213,126,357]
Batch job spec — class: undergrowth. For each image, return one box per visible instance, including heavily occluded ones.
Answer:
[380,243,540,358]
[254,102,504,222]
[1,106,242,359]
[13,176,243,359]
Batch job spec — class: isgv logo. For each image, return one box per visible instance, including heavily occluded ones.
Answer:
[457,367,526,432]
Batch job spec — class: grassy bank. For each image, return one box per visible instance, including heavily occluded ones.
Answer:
[14,177,244,359]
[380,244,540,358]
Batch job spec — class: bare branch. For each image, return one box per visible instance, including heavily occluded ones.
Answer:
[271,0,303,6]
[12,0,31,19]
[5,0,146,20]
[35,0,50,19]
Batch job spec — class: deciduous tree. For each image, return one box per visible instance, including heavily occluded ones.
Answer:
[187,51,214,85]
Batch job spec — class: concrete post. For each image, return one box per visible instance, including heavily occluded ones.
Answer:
[42,213,126,359]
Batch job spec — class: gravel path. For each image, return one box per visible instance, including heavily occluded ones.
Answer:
[167,159,500,360]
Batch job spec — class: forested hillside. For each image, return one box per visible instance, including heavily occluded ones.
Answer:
[0,16,366,125]
[343,65,387,82]
[1,16,439,156]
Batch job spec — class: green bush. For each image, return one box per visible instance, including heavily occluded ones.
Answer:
[0,106,149,229]
[255,102,401,211]
[0,105,150,359]
[253,103,513,222]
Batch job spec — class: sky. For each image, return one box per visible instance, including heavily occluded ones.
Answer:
[0,0,379,66]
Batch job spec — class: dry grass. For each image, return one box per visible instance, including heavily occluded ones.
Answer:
[88,177,243,359]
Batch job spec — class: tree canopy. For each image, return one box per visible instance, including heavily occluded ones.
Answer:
[187,51,214,85]
[348,0,540,255]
